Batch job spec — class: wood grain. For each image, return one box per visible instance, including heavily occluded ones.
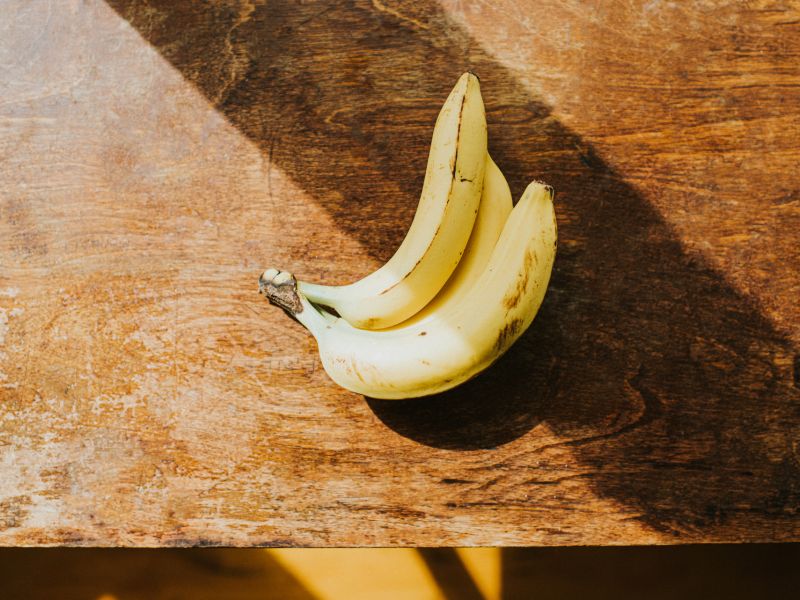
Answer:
[1,0,798,546]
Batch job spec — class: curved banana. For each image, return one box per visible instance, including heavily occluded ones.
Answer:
[385,153,512,330]
[296,72,487,329]
[261,181,557,399]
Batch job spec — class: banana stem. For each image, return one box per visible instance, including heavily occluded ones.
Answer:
[296,280,340,308]
[295,296,332,335]
[258,270,329,334]
[318,307,339,324]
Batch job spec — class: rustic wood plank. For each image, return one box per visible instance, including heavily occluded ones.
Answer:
[1,0,798,546]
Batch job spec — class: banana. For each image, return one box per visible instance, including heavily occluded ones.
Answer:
[384,153,512,330]
[260,181,557,399]
[296,72,487,329]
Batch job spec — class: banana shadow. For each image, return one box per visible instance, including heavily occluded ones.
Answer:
[106,1,800,538]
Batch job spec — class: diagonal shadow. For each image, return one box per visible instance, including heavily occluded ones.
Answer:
[105,1,800,538]
[501,544,800,599]
[0,548,319,600]
[418,548,485,600]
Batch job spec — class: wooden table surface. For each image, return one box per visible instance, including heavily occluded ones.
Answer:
[1,0,798,547]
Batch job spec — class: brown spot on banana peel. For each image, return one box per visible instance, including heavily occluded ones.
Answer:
[494,318,524,353]
[502,250,535,311]
[449,85,466,181]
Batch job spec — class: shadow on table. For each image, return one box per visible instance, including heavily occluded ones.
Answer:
[103,1,800,537]
[0,546,798,599]
[501,545,800,600]
[0,548,314,600]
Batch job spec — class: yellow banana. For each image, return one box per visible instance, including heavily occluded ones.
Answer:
[261,181,556,399]
[384,153,512,330]
[296,72,487,329]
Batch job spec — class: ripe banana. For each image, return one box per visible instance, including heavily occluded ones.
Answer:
[384,153,512,330]
[297,72,487,329]
[261,181,557,399]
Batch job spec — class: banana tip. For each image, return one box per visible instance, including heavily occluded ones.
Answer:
[523,180,555,203]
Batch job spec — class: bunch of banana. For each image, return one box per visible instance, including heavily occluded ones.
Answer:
[260,73,557,399]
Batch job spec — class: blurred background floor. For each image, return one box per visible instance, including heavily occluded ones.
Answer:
[0,545,797,599]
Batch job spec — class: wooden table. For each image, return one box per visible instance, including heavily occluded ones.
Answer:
[1,0,798,546]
